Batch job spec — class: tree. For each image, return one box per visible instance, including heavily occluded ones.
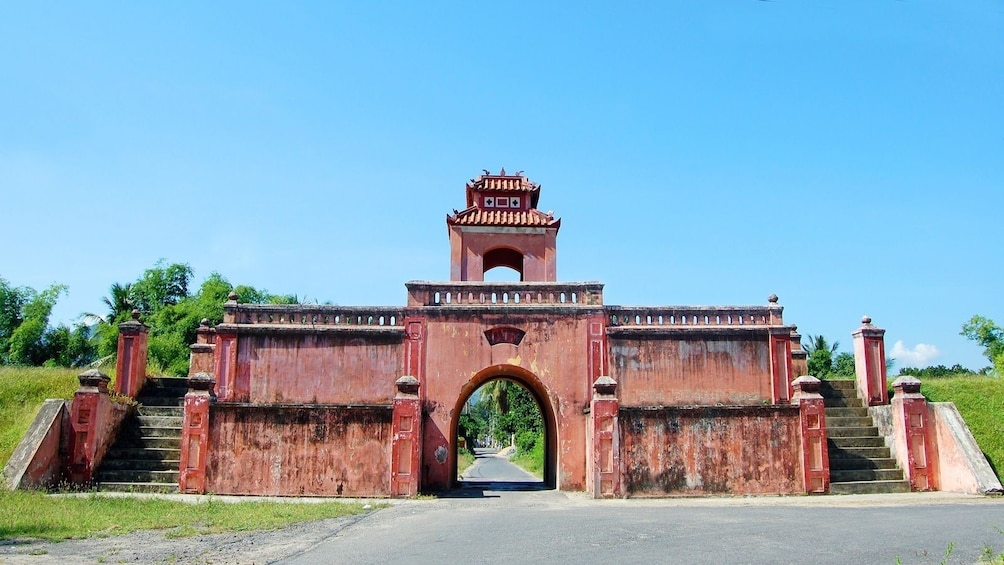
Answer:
[5,283,66,365]
[961,315,1004,376]
[804,334,839,378]
[832,352,856,377]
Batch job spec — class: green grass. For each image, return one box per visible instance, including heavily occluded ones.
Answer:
[457,446,475,477]
[0,490,374,541]
[510,443,544,479]
[0,366,81,466]
[920,374,1004,482]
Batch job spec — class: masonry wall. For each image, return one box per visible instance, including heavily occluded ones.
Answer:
[206,404,393,496]
[235,333,404,404]
[621,406,803,496]
[610,332,773,406]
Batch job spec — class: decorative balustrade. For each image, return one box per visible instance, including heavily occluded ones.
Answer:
[607,306,779,328]
[224,304,405,328]
[406,281,604,308]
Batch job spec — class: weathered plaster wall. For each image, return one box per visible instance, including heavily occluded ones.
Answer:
[420,309,599,491]
[928,403,1003,495]
[2,400,67,489]
[236,334,404,404]
[621,406,803,496]
[206,404,393,497]
[611,333,773,406]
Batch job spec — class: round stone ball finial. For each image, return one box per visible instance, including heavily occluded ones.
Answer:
[131,309,141,320]
[199,318,211,328]
[227,291,239,302]
[861,316,872,325]
[791,324,798,332]
[768,294,779,304]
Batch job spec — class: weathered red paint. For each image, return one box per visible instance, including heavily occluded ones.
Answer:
[65,371,128,484]
[188,320,215,376]
[114,312,148,397]
[792,375,830,493]
[891,376,939,491]
[391,376,422,497]
[206,404,393,496]
[589,377,621,497]
[621,406,803,496]
[179,373,214,494]
[853,316,889,406]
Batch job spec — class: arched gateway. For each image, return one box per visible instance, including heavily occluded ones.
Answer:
[165,169,896,499]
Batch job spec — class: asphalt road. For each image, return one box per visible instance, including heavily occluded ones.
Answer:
[280,476,1004,564]
[459,447,543,485]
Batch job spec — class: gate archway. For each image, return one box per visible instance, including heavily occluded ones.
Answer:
[449,364,558,488]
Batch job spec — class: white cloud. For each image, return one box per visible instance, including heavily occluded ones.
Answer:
[889,340,940,368]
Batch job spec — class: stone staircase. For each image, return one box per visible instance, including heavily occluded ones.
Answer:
[95,377,187,493]
[821,379,911,495]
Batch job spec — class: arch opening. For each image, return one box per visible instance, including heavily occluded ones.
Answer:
[483,247,524,281]
[449,366,558,490]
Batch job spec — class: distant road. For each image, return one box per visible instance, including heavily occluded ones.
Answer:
[459,448,542,485]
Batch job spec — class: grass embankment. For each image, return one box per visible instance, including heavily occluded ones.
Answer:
[919,375,1004,481]
[0,366,375,541]
[457,446,475,477]
[0,490,372,541]
[0,366,80,466]
[510,443,544,479]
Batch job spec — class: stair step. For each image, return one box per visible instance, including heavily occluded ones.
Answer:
[829,457,899,471]
[826,417,875,429]
[825,407,870,418]
[822,397,864,408]
[830,480,911,495]
[99,458,180,471]
[823,427,879,439]
[97,469,179,483]
[137,406,184,417]
[137,426,183,438]
[97,482,179,494]
[821,379,858,391]
[136,396,185,407]
[829,436,887,448]
[829,446,891,459]
[831,469,905,482]
[104,447,181,460]
[113,436,182,450]
[138,415,183,427]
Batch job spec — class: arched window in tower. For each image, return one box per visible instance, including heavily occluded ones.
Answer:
[483,247,524,281]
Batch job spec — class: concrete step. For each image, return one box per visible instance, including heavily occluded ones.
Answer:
[137,415,183,427]
[830,480,911,495]
[829,445,892,460]
[98,458,180,471]
[829,436,887,449]
[113,436,181,450]
[831,468,905,482]
[825,407,870,418]
[137,405,183,416]
[104,447,181,461]
[822,397,864,408]
[97,482,179,494]
[821,379,858,391]
[96,469,179,483]
[826,417,875,429]
[829,457,899,471]
[136,396,185,407]
[137,426,183,438]
[823,427,879,439]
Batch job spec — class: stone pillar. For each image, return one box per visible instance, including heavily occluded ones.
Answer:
[852,316,888,406]
[790,325,808,380]
[114,310,149,397]
[792,376,830,494]
[65,370,113,484]
[891,376,938,491]
[769,327,793,404]
[179,372,214,494]
[188,319,216,377]
[391,376,422,497]
[215,292,240,401]
[590,376,621,498]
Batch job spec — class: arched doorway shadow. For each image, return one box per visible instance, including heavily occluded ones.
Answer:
[448,364,558,492]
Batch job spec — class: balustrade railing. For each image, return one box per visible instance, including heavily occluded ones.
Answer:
[607,306,776,327]
[224,304,405,327]
[406,281,604,307]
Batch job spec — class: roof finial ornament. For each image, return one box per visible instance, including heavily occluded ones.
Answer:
[515,170,524,176]
[482,168,490,175]
[499,167,506,175]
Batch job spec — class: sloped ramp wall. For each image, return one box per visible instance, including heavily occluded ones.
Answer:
[206,404,393,496]
[621,406,803,496]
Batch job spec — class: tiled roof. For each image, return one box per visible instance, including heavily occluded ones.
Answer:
[448,207,560,228]
[465,169,541,207]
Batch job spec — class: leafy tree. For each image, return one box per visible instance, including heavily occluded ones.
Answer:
[960,315,1004,376]
[804,334,838,378]
[130,260,193,315]
[899,364,983,379]
[832,352,856,377]
[6,283,66,365]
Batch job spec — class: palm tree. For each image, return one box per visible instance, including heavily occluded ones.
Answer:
[478,379,512,415]
[82,282,134,325]
[804,334,839,355]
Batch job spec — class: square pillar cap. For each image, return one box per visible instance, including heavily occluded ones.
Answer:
[593,376,617,396]
[396,375,420,395]
[892,375,922,395]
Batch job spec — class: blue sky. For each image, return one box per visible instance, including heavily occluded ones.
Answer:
[1,1,1001,371]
